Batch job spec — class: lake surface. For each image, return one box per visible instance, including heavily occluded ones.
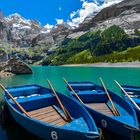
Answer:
[0,66,140,140]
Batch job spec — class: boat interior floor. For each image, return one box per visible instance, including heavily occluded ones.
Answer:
[85,103,114,116]
[28,105,67,126]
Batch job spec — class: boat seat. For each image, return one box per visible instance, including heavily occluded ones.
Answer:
[7,86,40,97]
[85,103,114,116]
[132,97,140,104]
[28,105,67,126]
[8,94,54,104]
[7,86,40,93]
[70,83,96,90]
[76,90,105,95]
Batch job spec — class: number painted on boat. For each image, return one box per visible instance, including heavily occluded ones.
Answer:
[51,131,58,140]
[101,119,107,128]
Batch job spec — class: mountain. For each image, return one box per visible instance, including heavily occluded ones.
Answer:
[0,13,72,63]
[0,0,125,47]
[0,0,125,46]
[0,13,72,46]
[0,0,140,65]
[73,0,140,35]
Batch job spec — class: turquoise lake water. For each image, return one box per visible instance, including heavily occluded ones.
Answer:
[0,66,140,139]
[1,66,140,97]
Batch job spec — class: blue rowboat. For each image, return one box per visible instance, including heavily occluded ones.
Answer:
[3,84,100,140]
[121,85,140,119]
[66,82,139,140]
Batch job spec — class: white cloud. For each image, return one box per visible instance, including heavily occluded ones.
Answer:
[68,0,123,27]
[56,19,64,24]
[70,11,77,19]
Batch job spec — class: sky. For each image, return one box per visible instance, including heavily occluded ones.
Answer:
[0,0,83,25]
[0,0,122,27]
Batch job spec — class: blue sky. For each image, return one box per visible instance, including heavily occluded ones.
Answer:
[0,0,119,27]
[0,0,83,25]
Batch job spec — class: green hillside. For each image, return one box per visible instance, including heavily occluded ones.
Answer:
[42,26,140,65]
[95,45,140,63]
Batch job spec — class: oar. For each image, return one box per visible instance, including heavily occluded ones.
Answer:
[0,83,30,117]
[115,80,140,111]
[99,78,120,116]
[47,79,72,122]
[63,78,84,104]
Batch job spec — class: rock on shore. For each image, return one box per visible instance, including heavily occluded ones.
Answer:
[0,58,33,75]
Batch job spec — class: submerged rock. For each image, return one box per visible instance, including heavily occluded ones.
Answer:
[1,58,33,74]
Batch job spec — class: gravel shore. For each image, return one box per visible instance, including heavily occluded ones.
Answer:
[63,62,140,67]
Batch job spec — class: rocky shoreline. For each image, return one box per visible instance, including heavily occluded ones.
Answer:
[0,58,33,77]
[0,71,14,77]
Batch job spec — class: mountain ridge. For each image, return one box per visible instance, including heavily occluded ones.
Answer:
[0,0,140,65]
[73,0,140,33]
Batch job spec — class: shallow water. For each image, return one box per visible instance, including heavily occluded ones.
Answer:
[0,66,140,140]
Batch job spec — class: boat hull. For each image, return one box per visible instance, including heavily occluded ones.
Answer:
[67,82,139,140]
[84,105,136,139]
[4,84,100,140]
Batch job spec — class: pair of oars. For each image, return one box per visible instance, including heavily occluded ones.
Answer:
[63,78,120,116]
[64,78,140,116]
[0,81,72,122]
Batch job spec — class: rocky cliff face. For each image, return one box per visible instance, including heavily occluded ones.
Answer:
[0,50,7,62]
[1,13,49,48]
[0,13,71,49]
[0,13,72,64]
[73,0,140,35]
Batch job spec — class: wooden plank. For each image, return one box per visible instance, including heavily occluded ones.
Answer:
[36,112,57,120]
[33,112,58,120]
[56,121,67,126]
[42,114,67,126]
[46,117,65,124]
[28,106,53,115]
[39,114,61,122]
[30,108,54,118]
[29,105,67,126]
[85,103,114,116]
[87,103,107,107]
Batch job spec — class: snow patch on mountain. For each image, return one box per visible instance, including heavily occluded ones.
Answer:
[43,24,54,33]
[5,13,42,31]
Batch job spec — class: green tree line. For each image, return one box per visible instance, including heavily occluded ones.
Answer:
[42,25,140,65]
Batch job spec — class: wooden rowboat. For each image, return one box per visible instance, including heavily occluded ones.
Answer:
[2,84,100,140]
[66,81,139,140]
[121,85,140,119]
